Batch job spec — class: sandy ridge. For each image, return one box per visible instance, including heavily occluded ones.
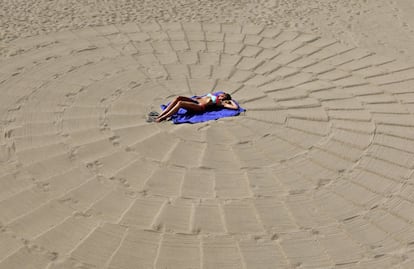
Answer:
[0,21,414,268]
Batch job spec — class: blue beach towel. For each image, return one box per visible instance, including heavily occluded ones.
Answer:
[160,92,246,124]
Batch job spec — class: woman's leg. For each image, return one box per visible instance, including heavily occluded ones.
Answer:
[156,96,195,119]
[156,101,204,122]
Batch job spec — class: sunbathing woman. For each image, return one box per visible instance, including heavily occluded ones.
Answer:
[155,92,238,122]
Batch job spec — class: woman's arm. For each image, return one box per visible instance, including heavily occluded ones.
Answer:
[221,100,239,110]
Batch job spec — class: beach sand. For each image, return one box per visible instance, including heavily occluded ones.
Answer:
[1,0,414,268]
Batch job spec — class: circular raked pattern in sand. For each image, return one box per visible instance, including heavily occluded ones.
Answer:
[1,22,414,268]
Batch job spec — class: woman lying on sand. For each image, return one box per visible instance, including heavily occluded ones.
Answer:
[155,92,239,122]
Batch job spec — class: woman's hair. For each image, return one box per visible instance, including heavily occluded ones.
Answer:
[223,93,232,100]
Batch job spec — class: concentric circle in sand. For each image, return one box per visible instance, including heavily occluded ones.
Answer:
[1,22,414,268]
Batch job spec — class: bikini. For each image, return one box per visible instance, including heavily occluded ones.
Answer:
[195,93,220,110]
[207,93,220,105]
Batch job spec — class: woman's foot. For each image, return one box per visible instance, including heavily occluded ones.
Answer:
[155,117,165,123]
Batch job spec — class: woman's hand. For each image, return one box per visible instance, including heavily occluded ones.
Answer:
[221,100,239,110]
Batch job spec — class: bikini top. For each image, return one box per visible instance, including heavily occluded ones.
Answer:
[207,93,220,104]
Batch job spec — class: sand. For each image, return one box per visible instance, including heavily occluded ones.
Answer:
[1,0,414,268]
[1,0,414,64]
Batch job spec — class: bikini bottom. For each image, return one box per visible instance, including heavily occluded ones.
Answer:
[190,98,207,111]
